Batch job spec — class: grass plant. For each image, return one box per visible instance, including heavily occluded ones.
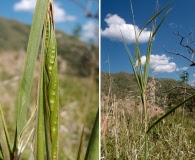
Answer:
[0,0,99,159]
[101,0,195,159]
[120,1,173,159]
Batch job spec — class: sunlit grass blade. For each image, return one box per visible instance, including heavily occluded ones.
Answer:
[139,0,174,36]
[76,126,84,160]
[147,93,195,133]
[120,29,142,91]
[143,8,172,89]
[17,105,36,158]
[15,0,50,149]
[0,104,11,156]
[85,109,99,160]
[152,9,172,38]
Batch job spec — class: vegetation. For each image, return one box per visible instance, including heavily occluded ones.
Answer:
[102,71,195,112]
[101,0,195,159]
[0,17,98,77]
[0,0,98,159]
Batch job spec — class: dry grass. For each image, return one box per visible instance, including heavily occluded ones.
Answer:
[101,90,195,159]
[0,51,98,159]
[101,72,195,159]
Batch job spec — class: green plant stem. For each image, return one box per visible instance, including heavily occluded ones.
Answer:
[85,109,99,160]
[142,94,148,160]
[147,92,195,133]
[0,104,12,155]
[76,126,85,160]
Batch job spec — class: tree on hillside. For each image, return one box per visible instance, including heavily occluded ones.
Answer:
[180,71,189,83]
[163,31,195,112]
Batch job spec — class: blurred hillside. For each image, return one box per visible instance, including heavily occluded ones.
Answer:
[0,17,98,77]
[0,17,98,159]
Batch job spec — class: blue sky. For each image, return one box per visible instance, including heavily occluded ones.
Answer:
[0,0,98,44]
[101,0,195,85]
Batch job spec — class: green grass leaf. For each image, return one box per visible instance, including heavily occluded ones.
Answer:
[147,93,195,133]
[139,0,174,37]
[0,105,11,159]
[76,126,85,160]
[36,56,45,160]
[85,109,99,160]
[15,0,50,149]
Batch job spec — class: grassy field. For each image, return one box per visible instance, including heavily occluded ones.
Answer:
[101,1,195,159]
[101,86,195,159]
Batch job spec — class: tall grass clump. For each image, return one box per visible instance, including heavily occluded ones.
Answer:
[101,0,195,159]
[120,1,173,159]
[0,0,99,159]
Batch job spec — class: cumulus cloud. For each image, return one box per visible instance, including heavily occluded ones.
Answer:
[138,54,178,73]
[14,0,35,12]
[101,14,151,43]
[54,3,76,22]
[82,21,98,39]
[13,0,76,22]
[180,67,188,71]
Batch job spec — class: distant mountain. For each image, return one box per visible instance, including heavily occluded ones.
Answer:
[0,17,30,51]
[101,71,195,112]
[0,17,98,76]
[101,72,138,99]
[101,71,180,98]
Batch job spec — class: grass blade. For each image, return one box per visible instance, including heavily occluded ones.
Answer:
[152,8,172,38]
[147,93,195,133]
[143,8,172,89]
[0,104,12,156]
[120,29,142,91]
[139,0,174,36]
[0,132,10,160]
[84,109,99,160]
[17,106,36,158]
[76,126,85,160]
[15,0,50,147]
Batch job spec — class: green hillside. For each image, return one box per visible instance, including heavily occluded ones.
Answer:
[101,71,195,112]
[0,17,98,76]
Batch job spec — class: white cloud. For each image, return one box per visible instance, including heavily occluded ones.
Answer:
[14,0,35,12]
[105,14,125,26]
[193,74,195,77]
[169,22,177,28]
[54,3,76,22]
[138,54,178,73]
[180,67,188,71]
[190,80,195,86]
[101,14,151,43]
[13,0,76,22]
[83,21,98,38]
